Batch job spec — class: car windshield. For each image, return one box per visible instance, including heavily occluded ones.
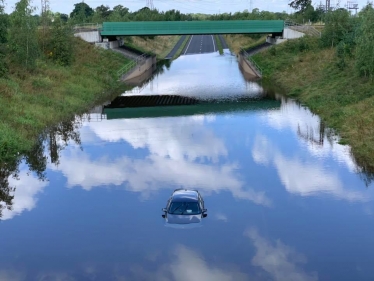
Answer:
[168,202,201,215]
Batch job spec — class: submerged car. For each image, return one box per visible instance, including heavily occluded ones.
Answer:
[162,189,207,226]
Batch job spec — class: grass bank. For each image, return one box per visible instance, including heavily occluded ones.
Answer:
[214,35,223,55]
[173,35,191,59]
[253,36,374,172]
[123,36,182,59]
[0,38,131,164]
[224,34,267,53]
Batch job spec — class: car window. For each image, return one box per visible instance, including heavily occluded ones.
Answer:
[168,202,201,215]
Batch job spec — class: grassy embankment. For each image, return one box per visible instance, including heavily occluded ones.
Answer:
[224,34,267,53]
[252,36,374,172]
[214,35,223,55]
[0,38,131,163]
[123,35,182,59]
[172,35,191,59]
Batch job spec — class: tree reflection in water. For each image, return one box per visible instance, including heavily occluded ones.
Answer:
[0,117,82,219]
[0,59,174,219]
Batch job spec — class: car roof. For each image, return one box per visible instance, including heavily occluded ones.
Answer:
[172,189,199,202]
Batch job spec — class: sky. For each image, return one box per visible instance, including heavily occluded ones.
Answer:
[3,0,367,15]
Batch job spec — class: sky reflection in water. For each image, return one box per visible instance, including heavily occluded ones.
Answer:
[1,52,374,281]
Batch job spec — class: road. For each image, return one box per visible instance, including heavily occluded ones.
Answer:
[182,35,217,55]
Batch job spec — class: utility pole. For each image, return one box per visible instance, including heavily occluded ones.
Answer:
[41,0,50,52]
[326,0,330,10]
[146,0,154,10]
[249,0,253,12]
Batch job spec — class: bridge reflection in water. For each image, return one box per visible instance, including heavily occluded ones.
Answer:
[102,96,281,120]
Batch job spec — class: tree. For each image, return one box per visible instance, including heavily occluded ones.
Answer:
[47,16,74,66]
[95,5,112,20]
[355,4,374,77]
[321,8,353,47]
[0,164,15,219]
[60,13,69,23]
[109,5,129,21]
[70,2,94,23]
[289,0,312,12]
[8,0,39,70]
[0,0,8,77]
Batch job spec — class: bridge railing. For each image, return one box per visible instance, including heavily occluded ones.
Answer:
[241,49,262,78]
[73,23,102,32]
[117,54,147,79]
[284,20,321,37]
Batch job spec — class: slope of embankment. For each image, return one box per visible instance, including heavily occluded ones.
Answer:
[253,36,374,173]
[0,38,131,163]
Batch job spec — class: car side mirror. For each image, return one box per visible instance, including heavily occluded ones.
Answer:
[202,213,208,218]
[203,209,207,213]
[162,214,166,218]
[162,208,167,212]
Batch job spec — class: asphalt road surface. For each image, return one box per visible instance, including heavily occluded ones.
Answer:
[182,35,217,55]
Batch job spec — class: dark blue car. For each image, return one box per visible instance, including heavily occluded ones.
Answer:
[162,189,207,227]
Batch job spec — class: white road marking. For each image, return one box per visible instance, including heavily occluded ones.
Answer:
[184,35,194,55]
[211,35,216,52]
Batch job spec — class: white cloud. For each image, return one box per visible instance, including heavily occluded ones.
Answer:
[84,116,227,162]
[113,245,248,281]
[261,99,357,173]
[52,114,271,206]
[164,245,241,281]
[245,228,318,281]
[52,149,270,206]
[215,213,228,222]
[0,269,25,281]
[1,170,48,220]
[252,135,369,202]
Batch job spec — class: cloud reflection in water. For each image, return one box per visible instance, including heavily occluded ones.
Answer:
[252,134,369,202]
[53,115,270,206]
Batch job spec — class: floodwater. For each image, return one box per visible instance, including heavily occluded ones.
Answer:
[1,50,374,281]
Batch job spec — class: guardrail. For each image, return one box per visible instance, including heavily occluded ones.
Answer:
[240,49,262,77]
[117,54,147,78]
[284,20,321,37]
[73,23,102,31]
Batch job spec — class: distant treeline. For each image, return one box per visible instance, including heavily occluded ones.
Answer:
[1,1,332,27]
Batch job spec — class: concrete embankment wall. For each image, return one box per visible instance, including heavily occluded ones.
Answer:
[123,56,157,82]
[238,53,260,79]
[283,28,305,39]
[74,31,102,43]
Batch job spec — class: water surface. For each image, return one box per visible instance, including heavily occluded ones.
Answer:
[1,51,374,281]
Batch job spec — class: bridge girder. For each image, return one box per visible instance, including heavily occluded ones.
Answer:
[100,20,285,37]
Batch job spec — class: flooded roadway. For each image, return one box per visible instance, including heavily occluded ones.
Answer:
[1,50,374,281]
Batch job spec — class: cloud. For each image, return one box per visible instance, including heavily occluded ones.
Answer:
[163,245,242,281]
[252,135,369,202]
[83,116,227,163]
[245,228,318,281]
[113,245,248,281]
[0,269,25,281]
[1,170,48,220]
[52,149,270,206]
[50,115,272,206]
[215,213,228,222]
[261,99,357,172]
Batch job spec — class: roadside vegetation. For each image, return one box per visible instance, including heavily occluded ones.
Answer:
[253,4,374,173]
[224,34,267,53]
[172,35,191,59]
[0,0,130,212]
[214,35,223,55]
[122,35,182,59]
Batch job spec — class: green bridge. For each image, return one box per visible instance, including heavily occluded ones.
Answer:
[100,20,284,37]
